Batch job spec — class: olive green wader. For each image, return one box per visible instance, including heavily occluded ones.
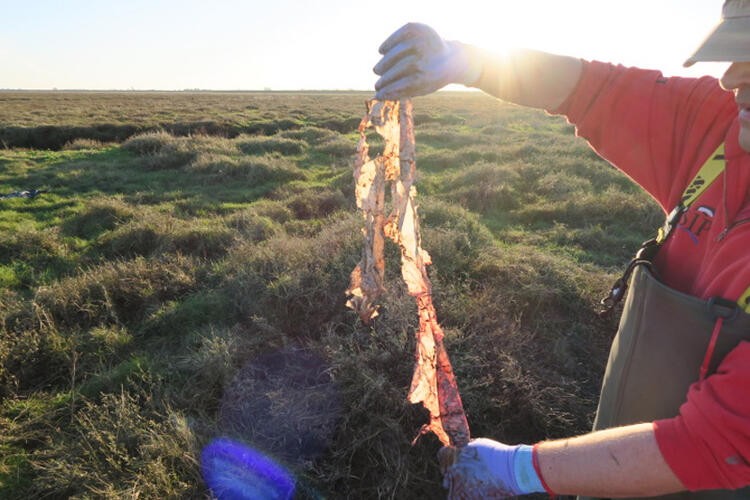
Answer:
[582,144,750,499]
[585,263,750,500]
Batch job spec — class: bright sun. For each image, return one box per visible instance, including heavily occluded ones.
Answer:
[423,0,725,79]
[429,2,568,54]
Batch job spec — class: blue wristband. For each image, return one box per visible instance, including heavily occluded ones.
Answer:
[513,445,546,494]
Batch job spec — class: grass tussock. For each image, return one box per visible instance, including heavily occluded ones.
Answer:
[0,228,68,264]
[237,135,307,156]
[188,152,306,184]
[279,125,339,144]
[312,135,357,160]
[32,255,198,331]
[121,130,176,155]
[439,161,523,212]
[242,199,295,223]
[122,131,197,170]
[224,211,281,242]
[61,138,110,150]
[0,228,72,288]
[62,197,136,239]
[28,391,202,499]
[285,188,350,220]
[221,215,361,336]
[1,255,200,395]
[96,210,237,260]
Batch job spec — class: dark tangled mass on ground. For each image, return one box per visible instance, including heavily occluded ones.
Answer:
[0,91,661,498]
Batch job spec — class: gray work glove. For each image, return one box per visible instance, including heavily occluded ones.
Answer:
[373,23,482,100]
[438,438,547,499]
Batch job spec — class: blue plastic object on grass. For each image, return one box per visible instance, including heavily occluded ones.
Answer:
[201,438,295,500]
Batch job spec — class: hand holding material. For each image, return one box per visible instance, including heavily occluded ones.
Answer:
[374,23,481,100]
[440,438,546,499]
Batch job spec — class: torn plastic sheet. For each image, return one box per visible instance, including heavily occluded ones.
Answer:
[346,99,470,448]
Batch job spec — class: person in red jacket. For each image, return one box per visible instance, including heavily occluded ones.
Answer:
[375,1,750,498]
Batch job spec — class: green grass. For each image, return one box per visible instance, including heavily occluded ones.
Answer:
[0,91,662,498]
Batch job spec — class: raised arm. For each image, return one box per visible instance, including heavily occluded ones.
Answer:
[373,22,583,110]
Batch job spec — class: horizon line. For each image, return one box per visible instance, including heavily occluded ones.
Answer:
[0,88,480,94]
[0,88,372,93]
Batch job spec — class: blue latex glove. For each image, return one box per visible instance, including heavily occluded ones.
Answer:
[440,438,546,499]
[373,23,482,100]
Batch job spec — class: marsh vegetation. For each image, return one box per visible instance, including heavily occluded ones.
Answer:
[0,91,661,498]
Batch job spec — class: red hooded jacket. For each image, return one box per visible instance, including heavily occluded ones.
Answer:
[553,60,750,490]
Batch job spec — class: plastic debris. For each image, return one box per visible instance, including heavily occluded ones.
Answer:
[0,189,47,199]
[347,99,470,447]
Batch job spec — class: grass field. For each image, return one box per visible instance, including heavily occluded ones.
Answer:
[0,90,662,498]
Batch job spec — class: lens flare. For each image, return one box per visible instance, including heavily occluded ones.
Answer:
[218,346,341,465]
[201,438,295,500]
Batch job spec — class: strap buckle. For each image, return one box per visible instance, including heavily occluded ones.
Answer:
[599,258,652,317]
[707,296,739,322]
[656,205,685,244]
[601,278,627,311]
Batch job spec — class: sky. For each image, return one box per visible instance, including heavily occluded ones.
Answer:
[0,0,729,91]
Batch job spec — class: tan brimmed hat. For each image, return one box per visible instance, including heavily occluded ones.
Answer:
[684,0,750,67]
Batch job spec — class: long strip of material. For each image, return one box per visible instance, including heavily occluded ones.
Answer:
[347,99,470,447]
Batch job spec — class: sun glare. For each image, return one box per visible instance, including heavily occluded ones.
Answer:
[433,2,579,56]
[423,0,725,79]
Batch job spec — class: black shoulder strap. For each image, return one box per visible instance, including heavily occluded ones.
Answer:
[600,144,726,314]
